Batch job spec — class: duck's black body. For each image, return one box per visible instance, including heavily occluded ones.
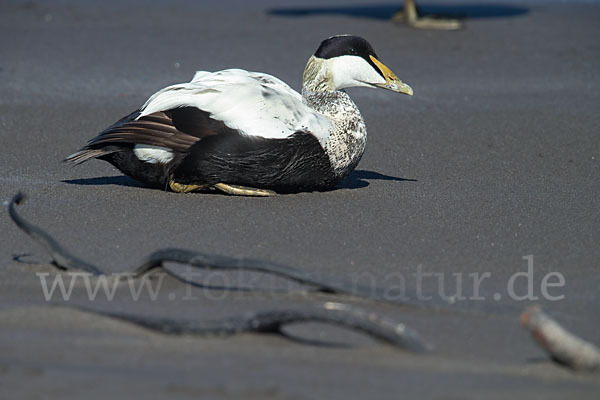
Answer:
[173,132,337,192]
[78,108,339,193]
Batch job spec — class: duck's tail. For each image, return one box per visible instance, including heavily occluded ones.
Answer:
[63,148,117,165]
[63,110,141,165]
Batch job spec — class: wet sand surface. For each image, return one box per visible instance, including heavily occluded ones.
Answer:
[1,0,599,398]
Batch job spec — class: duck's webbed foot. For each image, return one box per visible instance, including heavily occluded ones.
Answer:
[169,181,209,193]
[393,0,461,30]
[213,183,274,197]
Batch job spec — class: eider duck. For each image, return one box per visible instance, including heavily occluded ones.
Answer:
[66,35,413,196]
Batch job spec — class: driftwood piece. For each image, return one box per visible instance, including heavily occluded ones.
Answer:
[521,305,600,372]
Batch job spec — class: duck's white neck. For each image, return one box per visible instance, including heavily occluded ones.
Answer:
[301,57,367,176]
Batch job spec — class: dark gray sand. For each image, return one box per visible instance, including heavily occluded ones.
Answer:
[1,0,599,398]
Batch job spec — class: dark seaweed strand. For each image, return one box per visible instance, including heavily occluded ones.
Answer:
[75,302,431,352]
[8,191,430,351]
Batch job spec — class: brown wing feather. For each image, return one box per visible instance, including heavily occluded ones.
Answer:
[65,108,222,165]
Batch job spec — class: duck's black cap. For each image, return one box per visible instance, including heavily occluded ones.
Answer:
[314,35,379,61]
[313,35,384,78]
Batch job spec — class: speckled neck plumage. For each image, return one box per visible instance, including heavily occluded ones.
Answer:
[302,57,367,178]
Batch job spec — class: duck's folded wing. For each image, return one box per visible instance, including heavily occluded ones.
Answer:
[88,110,203,151]
[65,108,213,165]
